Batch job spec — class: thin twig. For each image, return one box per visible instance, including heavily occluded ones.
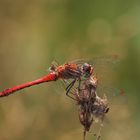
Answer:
[95,123,103,140]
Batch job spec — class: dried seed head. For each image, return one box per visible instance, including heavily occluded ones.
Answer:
[73,74,109,140]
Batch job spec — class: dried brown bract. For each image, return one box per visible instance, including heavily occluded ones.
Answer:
[73,76,109,140]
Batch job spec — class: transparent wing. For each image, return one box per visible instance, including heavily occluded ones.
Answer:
[51,57,127,105]
[70,55,127,106]
[69,55,120,68]
[97,86,127,106]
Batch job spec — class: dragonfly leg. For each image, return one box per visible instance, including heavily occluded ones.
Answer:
[65,78,76,91]
[66,79,76,100]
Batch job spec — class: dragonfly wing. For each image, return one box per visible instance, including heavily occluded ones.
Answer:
[69,55,120,68]
[97,85,127,106]
[71,56,126,106]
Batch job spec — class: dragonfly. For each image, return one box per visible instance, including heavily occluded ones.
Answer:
[0,62,93,99]
[0,55,123,99]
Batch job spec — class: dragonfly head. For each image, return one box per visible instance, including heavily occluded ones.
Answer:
[82,63,93,78]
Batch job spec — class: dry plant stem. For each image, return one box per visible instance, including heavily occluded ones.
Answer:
[95,124,103,140]
[83,130,86,140]
[73,75,109,140]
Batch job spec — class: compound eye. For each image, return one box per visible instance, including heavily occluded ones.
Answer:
[83,63,91,72]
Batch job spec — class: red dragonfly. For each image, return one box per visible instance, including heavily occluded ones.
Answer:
[0,62,93,98]
[0,55,123,99]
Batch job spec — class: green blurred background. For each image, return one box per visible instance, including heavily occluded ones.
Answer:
[0,0,140,140]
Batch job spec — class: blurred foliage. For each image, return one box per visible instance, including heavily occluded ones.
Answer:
[0,0,140,140]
